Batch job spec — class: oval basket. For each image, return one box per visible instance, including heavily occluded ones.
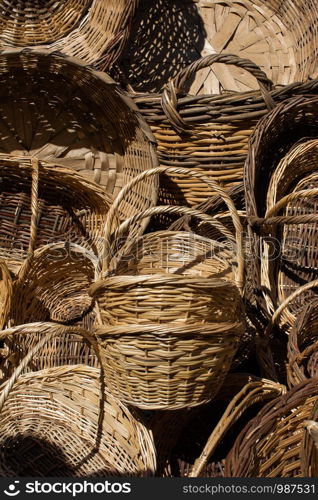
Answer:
[0,48,158,234]
[117,0,318,92]
[0,1,139,70]
[226,377,318,477]
[132,55,318,207]
[0,329,156,476]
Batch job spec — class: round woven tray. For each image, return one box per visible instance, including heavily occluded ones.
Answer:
[0,1,139,70]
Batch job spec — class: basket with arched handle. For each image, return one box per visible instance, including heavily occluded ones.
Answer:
[0,323,156,476]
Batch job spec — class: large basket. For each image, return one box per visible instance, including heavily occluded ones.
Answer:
[246,101,318,325]
[226,378,318,477]
[0,48,158,234]
[116,0,318,93]
[0,329,156,476]
[90,166,244,409]
[0,1,139,70]
[131,55,318,207]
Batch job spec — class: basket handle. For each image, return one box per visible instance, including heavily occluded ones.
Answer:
[16,158,40,283]
[101,166,244,289]
[250,188,318,226]
[162,53,275,133]
[0,323,101,412]
[190,376,285,477]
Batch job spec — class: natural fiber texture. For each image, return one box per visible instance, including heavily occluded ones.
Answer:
[288,299,318,388]
[0,323,99,380]
[150,373,284,476]
[132,60,318,207]
[0,364,156,476]
[0,261,12,329]
[0,1,139,70]
[246,100,318,324]
[0,155,112,275]
[116,0,318,93]
[302,400,318,477]
[226,378,318,477]
[0,48,158,234]
[95,322,243,410]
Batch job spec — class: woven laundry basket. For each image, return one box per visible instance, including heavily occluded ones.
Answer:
[90,166,244,409]
[0,323,99,380]
[0,48,158,234]
[132,55,318,207]
[246,101,318,325]
[150,373,284,477]
[288,299,318,389]
[0,1,139,70]
[0,328,156,476]
[226,377,318,477]
[0,155,113,276]
[116,0,318,93]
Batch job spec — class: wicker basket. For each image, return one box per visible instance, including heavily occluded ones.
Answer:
[0,329,156,476]
[116,0,318,93]
[0,1,139,70]
[0,322,99,380]
[0,261,12,330]
[0,48,158,234]
[150,373,285,477]
[302,400,318,477]
[131,55,318,207]
[288,299,318,388]
[90,166,244,409]
[226,377,318,477]
[246,102,318,325]
[0,155,113,276]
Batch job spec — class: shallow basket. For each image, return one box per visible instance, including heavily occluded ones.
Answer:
[132,55,318,207]
[0,1,139,70]
[226,378,318,477]
[0,329,156,476]
[116,0,318,92]
[0,48,158,234]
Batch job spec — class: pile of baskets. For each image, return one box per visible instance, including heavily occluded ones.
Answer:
[0,0,317,479]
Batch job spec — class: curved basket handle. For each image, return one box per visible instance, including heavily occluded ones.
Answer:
[162,53,275,133]
[190,376,285,477]
[250,188,318,226]
[16,158,40,283]
[101,166,244,289]
[0,323,101,412]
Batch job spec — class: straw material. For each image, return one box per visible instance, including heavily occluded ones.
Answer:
[0,260,12,329]
[0,1,139,70]
[246,100,318,325]
[0,323,99,380]
[0,48,158,234]
[0,363,156,476]
[288,300,318,389]
[132,57,318,207]
[117,0,318,93]
[226,378,318,477]
[302,400,318,477]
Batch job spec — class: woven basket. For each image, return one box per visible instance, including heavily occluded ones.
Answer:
[0,1,139,70]
[0,329,156,476]
[246,102,318,325]
[0,155,113,276]
[0,323,99,380]
[288,299,318,388]
[0,48,158,234]
[116,0,318,93]
[226,377,318,477]
[150,373,285,477]
[0,261,12,330]
[90,166,244,409]
[132,55,318,207]
[302,400,318,477]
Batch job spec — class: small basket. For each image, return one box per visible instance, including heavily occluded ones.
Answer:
[226,378,318,477]
[0,48,158,235]
[0,1,139,70]
[0,327,156,476]
[90,166,244,409]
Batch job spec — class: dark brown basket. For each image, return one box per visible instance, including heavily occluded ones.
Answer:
[0,1,139,70]
[226,378,318,477]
